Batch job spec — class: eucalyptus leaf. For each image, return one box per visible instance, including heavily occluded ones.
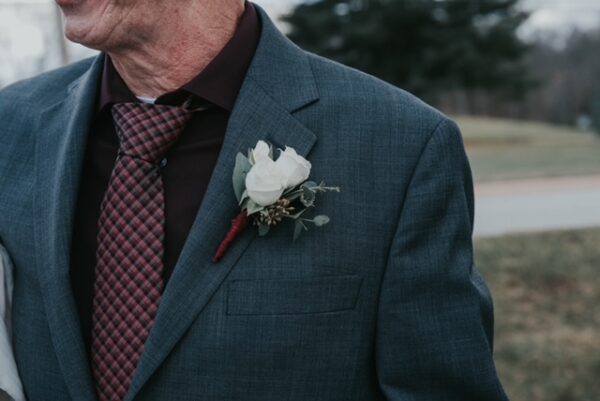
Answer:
[239,196,250,211]
[312,181,340,193]
[288,207,309,220]
[285,189,304,201]
[300,186,316,207]
[238,189,249,205]
[232,153,252,202]
[301,181,318,190]
[258,224,270,236]
[293,219,307,242]
[321,186,341,193]
[312,215,330,227]
[246,199,264,215]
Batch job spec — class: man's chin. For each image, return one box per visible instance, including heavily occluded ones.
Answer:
[58,0,115,51]
[62,21,103,50]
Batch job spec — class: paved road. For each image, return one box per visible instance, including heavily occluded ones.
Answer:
[474,175,600,238]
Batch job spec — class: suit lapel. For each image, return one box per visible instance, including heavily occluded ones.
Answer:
[126,7,319,400]
[34,55,105,401]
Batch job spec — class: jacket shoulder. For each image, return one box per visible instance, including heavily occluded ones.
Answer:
[0,57,96,164]
[0,57,96,109]
[305,51,448,136]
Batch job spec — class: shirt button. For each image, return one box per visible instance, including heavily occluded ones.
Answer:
[159,158,168,168]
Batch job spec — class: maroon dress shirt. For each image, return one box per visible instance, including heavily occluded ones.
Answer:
[70,3,261,353]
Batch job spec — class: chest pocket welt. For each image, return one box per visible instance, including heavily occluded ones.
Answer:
[226,274,363,316]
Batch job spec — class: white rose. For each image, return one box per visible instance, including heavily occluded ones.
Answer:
[245,159,286,206]
[274,146,312,188]
[251,140,271,164]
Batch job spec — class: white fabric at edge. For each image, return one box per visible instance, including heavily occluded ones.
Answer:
[0,244,25,401]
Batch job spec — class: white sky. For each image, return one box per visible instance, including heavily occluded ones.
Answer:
[521,0,600,35]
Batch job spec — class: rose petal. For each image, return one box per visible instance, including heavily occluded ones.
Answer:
[251,140,271,164]
[274,147,312,188]
[245,159,286,206]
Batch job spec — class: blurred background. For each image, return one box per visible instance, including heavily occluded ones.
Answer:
[1,0,599,400]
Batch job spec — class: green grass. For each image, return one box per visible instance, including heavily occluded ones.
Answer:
[475,228,600,401]
[454,116,600,182]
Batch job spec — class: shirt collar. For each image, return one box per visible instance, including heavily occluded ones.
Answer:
[97,2,261,113]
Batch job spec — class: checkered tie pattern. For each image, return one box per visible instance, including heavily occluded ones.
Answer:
[91,102,193,401]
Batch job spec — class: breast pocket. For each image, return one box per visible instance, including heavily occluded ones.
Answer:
[226,274,363,316]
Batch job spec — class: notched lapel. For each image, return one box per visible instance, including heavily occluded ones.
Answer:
[126,7,321,399]
[127,79,318,401]
[34,55,105,401]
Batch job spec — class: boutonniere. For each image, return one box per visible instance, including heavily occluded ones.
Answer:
[212,140,340,263]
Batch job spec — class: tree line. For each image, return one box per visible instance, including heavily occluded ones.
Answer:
[285,0,600,130]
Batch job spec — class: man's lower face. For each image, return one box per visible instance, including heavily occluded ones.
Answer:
[55,0,134,48]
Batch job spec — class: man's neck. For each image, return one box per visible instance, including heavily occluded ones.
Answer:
[107,2,245,99]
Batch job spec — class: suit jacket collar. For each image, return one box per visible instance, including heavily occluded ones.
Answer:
[125,6,319,399]
[35,55,105,401]
[34,5,319,401]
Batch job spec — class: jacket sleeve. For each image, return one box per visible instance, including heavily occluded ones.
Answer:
[375,118,509,401]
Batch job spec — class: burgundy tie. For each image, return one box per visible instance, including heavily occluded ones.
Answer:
[91,102,192,401]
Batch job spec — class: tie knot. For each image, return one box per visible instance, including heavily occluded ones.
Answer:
[111,102,193,164]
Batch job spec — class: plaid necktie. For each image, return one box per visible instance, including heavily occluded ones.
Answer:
[91,102,193,401]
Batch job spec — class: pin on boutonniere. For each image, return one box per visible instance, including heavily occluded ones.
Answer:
[212,140,340,263]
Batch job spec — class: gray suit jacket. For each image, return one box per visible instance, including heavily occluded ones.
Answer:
[0,6,508,401]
